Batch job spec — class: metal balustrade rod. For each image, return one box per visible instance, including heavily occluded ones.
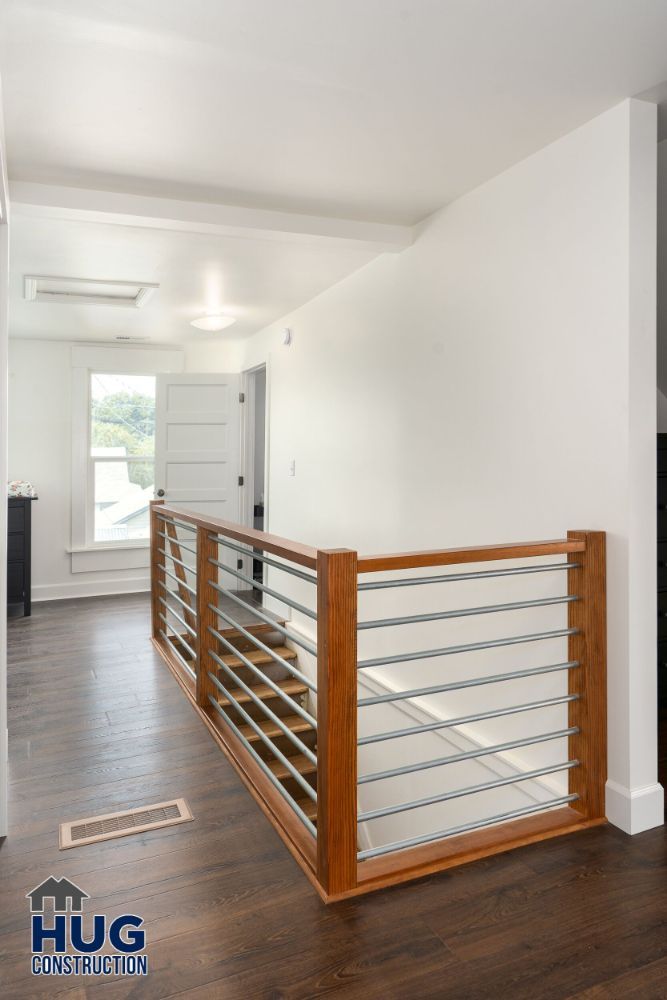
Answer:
[158,613,196,660]
[358,595,578,630]
[209,556,317,620]
[157,530,197,556]
[358,660,579,706]
[158,546,196,573]
[208,581,318,656]
[161,564,197,597]
[358,562,581,591]
[156,514,197,534]
[208,670,317,798]
[357,627,578,670]
[158,597,197,639]
[208,695,317,837]
[357,794,579,860]
[208,603,317,692]
[358,727,578,784]
[208,623,317,727]
[358,694,580,745]
[157,580,198,618]
[158,628,196,680]
[358,760,579,822]
[210,533,318,585]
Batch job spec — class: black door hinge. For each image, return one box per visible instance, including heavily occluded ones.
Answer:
[239,391,245,403]
[238,475,244,486]
[237,558,243,570]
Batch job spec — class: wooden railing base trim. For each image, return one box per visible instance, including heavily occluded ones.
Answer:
[325,807,606,902]
[152,637,322,898]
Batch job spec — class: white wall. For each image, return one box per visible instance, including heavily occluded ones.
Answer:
[237,99,663,837]
[7,340,186,600]
[0,78,9,838]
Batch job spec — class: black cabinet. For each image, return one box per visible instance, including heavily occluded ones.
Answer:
[7,497,36,617]
[658,436,667,702]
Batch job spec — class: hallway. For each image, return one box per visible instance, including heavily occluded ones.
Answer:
[0,594,664,997]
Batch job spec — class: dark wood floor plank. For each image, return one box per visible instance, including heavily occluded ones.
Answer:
[1,592,666,999]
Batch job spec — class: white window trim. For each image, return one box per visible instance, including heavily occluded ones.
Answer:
[70,345,184,571]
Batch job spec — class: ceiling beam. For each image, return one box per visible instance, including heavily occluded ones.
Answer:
[9,181,413,254]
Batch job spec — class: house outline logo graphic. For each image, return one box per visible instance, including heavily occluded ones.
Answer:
[26,877,90,913]
[26,875,148,979]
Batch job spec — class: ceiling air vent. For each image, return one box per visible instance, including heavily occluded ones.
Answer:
[24,275,159,308]
[114,335,150,342]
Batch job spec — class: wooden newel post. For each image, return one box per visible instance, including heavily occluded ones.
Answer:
[196,525,218,709]
[316,548,358,896]
[567,530,607,820]
[149,500,165,640]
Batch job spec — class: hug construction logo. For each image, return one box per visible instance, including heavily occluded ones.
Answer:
[26,876,148,978]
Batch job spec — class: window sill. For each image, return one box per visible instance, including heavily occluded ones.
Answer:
[67,542,149,554]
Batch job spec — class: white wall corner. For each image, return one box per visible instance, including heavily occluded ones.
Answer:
[605,779,664,834]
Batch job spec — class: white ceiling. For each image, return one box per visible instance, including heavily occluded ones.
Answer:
[8,213,378,342]
[3,1,667,225]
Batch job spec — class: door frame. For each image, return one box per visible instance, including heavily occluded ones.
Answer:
[239,362,269,586]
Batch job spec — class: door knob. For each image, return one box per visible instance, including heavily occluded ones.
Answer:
[157,489,165,497]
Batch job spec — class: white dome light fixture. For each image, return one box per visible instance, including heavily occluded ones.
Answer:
[190,313,236,332]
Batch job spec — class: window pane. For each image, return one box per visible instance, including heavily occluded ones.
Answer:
[91,373,156,457]
[94,460,154,542]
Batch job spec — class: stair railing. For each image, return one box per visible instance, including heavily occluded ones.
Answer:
[150,501,606,903]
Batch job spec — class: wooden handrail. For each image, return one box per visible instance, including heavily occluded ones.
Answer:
[357,537,586,574]
[156,502,318,569]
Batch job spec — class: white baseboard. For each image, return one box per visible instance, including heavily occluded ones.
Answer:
[605,779,664,834]
[32,576,150,602]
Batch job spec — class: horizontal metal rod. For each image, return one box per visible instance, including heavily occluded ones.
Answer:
[358,694,579,745]
[357,627,578,670]
[161,564,197,597]
[358,660,579,706]
[209,557,317,620]
[208,623,317,728]
[358,594,577,631]
[157,530,197,556]
[158,596,197,639]
[157,580,197,619]
[208,581,318,656]
[157,513,198,534]
[358,561,580,591]
[357,794,579,859]
[158,628,196,681]
[358,727,578,784]
[158,613,196,661]
[208,603,317,692]
[209,532,318,585]
[158,546,196,573]
[358,760,579,822]
[208,695,317,837]
[208,667,317,787]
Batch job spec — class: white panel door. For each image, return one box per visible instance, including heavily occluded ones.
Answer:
[155,373,240,523]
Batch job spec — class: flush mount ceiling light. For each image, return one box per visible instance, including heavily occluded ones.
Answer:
[24,275,159,308]
[190,313,236,332]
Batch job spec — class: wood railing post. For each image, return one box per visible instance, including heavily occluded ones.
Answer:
[150,500,165,640]
[316,548,358,896]
[196,525,219,709]
[567,530,607,820]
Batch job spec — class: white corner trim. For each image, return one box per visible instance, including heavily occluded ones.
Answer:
[0,725,7,837]
[605,779,664,834]
[33,577,150,602]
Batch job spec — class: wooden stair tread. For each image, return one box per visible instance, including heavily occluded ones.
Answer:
[218,678,307,707]
[218,621,286,641]
[267,753,317,780]
[238,714,314,741]
[295,797,318,822]
[217,645,297,669]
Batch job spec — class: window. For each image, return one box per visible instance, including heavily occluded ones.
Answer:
[89,373,156,543]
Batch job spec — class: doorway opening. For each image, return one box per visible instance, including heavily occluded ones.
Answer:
[241,364,268,585]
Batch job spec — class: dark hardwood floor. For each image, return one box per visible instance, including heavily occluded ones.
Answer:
[2,594,667,999]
